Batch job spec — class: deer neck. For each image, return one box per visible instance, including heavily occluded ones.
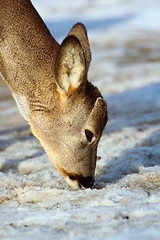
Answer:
[0,0,59,121]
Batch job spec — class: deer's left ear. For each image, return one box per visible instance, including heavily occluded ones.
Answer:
[55,35,86,95]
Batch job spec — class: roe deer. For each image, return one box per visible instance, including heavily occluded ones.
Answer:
[0,0,108,189]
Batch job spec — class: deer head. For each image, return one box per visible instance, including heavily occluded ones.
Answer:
[29,23,108,189]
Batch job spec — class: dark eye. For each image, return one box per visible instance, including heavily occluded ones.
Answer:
[85,129,94,142]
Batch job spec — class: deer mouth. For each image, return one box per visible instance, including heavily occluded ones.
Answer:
[77,176,94,188]
[66,175,94,189]
[57,166,94,189]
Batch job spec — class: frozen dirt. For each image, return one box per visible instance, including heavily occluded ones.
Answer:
[0,0,160,239]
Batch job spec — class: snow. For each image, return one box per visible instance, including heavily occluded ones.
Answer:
[0,0,160,239]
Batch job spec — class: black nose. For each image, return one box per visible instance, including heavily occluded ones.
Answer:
[78,176,94,188]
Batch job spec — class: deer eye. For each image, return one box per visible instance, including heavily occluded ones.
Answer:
[85,129,94,142]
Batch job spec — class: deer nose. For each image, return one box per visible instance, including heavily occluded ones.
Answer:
[77,176,94,188]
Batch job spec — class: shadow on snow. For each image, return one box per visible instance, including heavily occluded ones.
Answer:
[95,83,160,188]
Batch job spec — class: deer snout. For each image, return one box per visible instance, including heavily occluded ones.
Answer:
[66,175,94,189]
[78,176,94,188]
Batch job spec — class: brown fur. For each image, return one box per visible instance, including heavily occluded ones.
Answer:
[0,0,108,188]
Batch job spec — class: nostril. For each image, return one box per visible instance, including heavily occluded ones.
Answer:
[68,175,77,181]
[78,176,94,189]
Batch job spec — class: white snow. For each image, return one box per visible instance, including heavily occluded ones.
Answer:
[0,0,160,239]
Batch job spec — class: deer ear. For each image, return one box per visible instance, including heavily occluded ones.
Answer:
[85,97,108,135]
[68,23,91,71]
[55,35,86,94]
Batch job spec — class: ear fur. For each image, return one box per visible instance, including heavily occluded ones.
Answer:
[55,35,86,94]
[68,23,91,70]
[85,97,108,135]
